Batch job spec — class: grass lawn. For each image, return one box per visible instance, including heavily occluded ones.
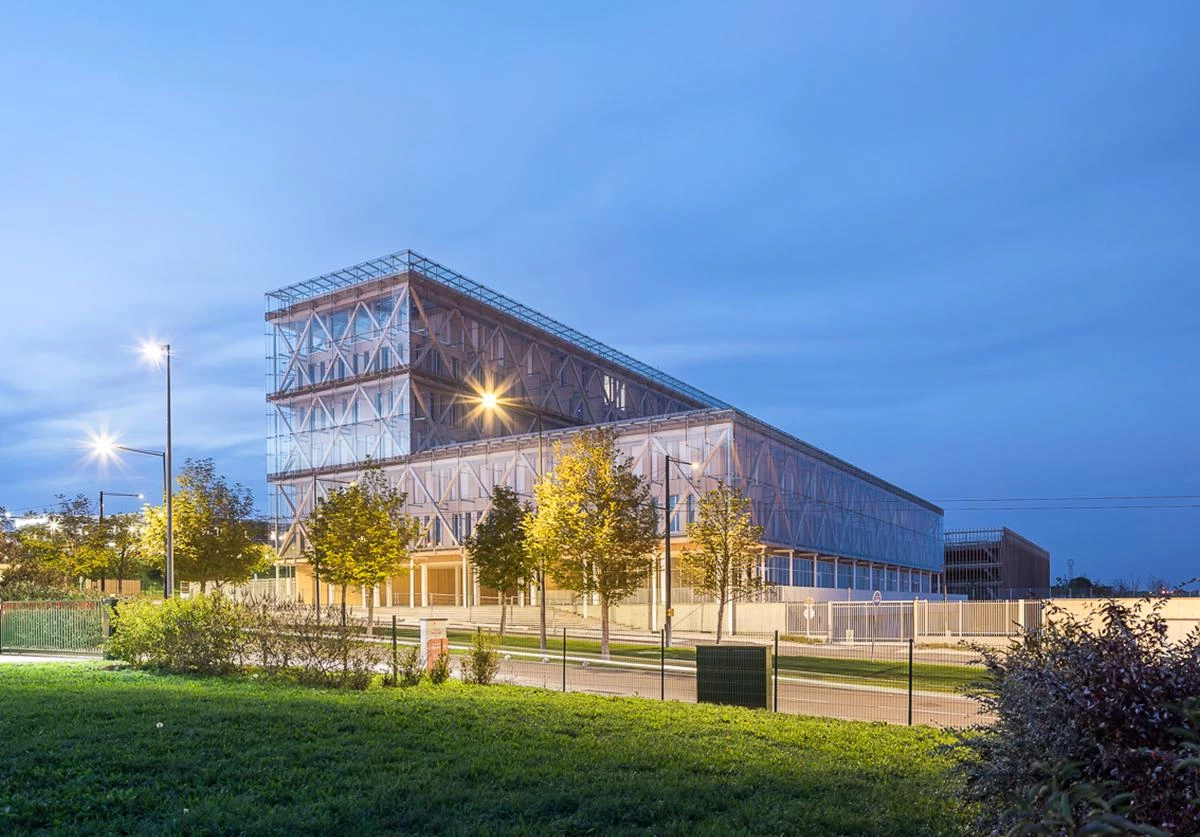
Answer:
[0,664,971,835]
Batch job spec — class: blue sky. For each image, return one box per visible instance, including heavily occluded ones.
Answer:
[1,2,1196,586]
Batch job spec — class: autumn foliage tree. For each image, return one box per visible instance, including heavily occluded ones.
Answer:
[304,464,419,634]
[526,429,658,659]
[681,481,765,643]
[142,459,268,594]
[463,485,535,637]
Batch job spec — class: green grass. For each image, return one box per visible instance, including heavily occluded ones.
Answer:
[0,664,971,835]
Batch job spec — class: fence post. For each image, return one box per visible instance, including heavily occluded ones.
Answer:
[660,628,665,700]
[562,628,567,692]
[0,601,4,655]
[773,630,779,712]
[391,614,398,685]
[907,637,914,726]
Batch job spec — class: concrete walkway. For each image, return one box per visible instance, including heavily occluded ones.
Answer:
[0,653,99,664]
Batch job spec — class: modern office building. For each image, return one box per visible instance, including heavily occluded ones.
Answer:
[265,250,944,609]
[943,528,1050,600]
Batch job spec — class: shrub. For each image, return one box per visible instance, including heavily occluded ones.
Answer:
[387,645,423,687]
[956,598,1200,834]
[110,594,251,674]
[263,602,384,690]
[428,649,452,685]
[461,629,501,685]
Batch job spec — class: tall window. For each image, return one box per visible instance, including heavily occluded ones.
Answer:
[602,374,627,410]
[668,495,680,533]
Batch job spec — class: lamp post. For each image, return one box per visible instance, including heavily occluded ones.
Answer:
[478,391,547,654]
[662,455,701,650]
[98,490,143,594]
[92,440,171,597]
[139,342,174,600]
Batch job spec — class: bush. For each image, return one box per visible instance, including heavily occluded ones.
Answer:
[461,629,501,685]
[109,594,250,674]
[428,649,452,685]
[386,645,423,687]
[956,598,1200,834]
[110,597,383,690]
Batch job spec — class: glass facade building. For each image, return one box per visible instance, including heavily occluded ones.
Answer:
[266,250,944,607]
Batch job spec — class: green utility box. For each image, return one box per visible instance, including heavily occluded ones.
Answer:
[695,644,772,709]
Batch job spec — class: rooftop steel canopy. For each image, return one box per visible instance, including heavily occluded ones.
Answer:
[267,249,733,412]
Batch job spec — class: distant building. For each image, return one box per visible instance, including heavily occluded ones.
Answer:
[944,528,1050,600]
[265,249,944,609]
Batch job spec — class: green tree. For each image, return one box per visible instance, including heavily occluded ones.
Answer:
[526,428,658,659]
[681,482,765,643]
[304,464,419,635]
[464,486,535,638]
[141,459,268,594]
[100,513,150,594]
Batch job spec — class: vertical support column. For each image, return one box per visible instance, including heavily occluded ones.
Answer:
[386,578,393,608]
[789,549,796,587]
[649,558,658,632]
[454,565,463,607]
[408,559,415,608]
[461,552,469,607]
[420,564,429,608]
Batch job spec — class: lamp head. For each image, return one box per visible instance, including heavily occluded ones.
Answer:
[480,391,499,410]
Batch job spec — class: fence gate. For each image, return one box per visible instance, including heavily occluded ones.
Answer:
[830,602,915,642]
[0,600,108,656]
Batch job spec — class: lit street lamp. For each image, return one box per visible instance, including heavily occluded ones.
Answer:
[138,341,175,599]
[92,436,172,597]
[477,389,547,654]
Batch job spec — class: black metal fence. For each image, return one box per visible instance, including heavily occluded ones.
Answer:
[373,617,990,727]
[0,601,108,656]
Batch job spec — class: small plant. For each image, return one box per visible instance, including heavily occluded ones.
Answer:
[428,650,452,685]
[461,629,501,685]
[396,645,423,687]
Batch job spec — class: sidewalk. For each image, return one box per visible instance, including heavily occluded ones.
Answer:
[0,653,98,664]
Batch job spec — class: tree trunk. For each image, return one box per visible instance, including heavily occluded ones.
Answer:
[366,586,375,637]
[600,594,610,660]
[715,597,725,644]
[200,579,207,595]
[499,594,507,638]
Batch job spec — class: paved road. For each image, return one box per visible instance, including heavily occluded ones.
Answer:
[496,657,988,727]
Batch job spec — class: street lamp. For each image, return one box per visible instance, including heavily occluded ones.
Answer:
[663,455,701,650]
[91,436,172,597]
[98,490,143,594]
[476,389,548,654]
[138,341,174,600]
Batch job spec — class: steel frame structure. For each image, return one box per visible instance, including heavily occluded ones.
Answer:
[266,250,944,605]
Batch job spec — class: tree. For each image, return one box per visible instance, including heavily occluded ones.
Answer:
[526,428,658,659]
[101,513,150,594]
[680,482,766,643]
[464,486,535,638]
[304,464,419,635]
[141,459,268,594]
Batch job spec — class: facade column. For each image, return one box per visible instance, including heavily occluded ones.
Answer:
[649,558,658,632]
[420,563,429,608]
[473,575,480,609]
[454,565,463,607]
[789,549,796,587]
[386,578,393,608]
[409,559,415,608]
[461,551,469,607]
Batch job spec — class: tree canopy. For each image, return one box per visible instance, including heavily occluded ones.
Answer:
[526,428,658,658]
[304,464,419,633]
[141,459,268,593]
[681,481,765,643]
[464,485,535,636]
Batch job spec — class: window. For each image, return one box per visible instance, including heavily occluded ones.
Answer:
[765,555,789,585]
[817,559,835,588]
[836,562,852,589]
[432,518,442,545]
[855,563,870,590]
[686,495,695,526]
[793,557,814,587]
[668,495,680,533]
[602,374,627,410]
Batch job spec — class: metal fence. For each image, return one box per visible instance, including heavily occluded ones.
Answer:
[0,600,108,656]
[786,600,1043,642]
[368,616,990,728]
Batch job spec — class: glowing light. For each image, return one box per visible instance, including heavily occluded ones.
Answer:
[480,391,499,410]
[139,341,166,362]
[48,520,61,533]
[88,430,121,461]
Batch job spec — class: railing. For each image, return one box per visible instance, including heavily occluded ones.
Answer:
[796,600,1044,643]
[0,601,108,656]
